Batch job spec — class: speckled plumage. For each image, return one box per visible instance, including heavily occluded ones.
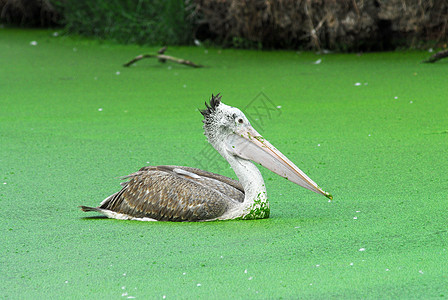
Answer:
[81,165,244,221]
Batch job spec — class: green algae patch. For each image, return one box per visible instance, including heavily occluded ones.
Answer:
[1,29,447,299]
[242,192,270,220]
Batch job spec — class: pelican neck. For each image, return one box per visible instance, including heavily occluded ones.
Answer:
[218,145,268,206]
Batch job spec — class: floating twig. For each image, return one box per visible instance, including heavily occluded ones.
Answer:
[422,49,448,63]
[123,47,204,68]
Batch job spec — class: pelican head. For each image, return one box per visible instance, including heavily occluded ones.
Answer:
[200,93,332,200]
[200,93,251,144]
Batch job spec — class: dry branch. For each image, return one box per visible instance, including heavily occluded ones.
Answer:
[123,47,204,68]
[422,49,448,63]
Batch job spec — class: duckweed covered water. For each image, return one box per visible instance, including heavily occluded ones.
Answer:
[1,29,447,298]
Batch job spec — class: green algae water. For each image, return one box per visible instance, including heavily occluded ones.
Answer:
[1,29,447,298]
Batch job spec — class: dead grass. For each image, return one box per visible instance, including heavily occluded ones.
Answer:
[193,0,448,50]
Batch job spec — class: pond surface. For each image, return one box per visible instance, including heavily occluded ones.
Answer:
[1,28,447,298]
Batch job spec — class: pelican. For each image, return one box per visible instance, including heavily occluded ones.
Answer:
[80,94,332,221]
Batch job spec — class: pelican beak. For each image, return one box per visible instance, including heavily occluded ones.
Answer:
[226,126,332,200]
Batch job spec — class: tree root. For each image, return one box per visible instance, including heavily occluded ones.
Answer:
[422,49,448,63]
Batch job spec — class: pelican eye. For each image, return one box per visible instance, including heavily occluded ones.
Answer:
[238,118,244,124]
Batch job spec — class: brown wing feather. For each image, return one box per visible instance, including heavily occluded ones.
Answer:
[138,165,244,202]
[99,167,240,221]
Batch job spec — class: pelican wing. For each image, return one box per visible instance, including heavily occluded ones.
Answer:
[138,165,244,202]
[92,166,243,221]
